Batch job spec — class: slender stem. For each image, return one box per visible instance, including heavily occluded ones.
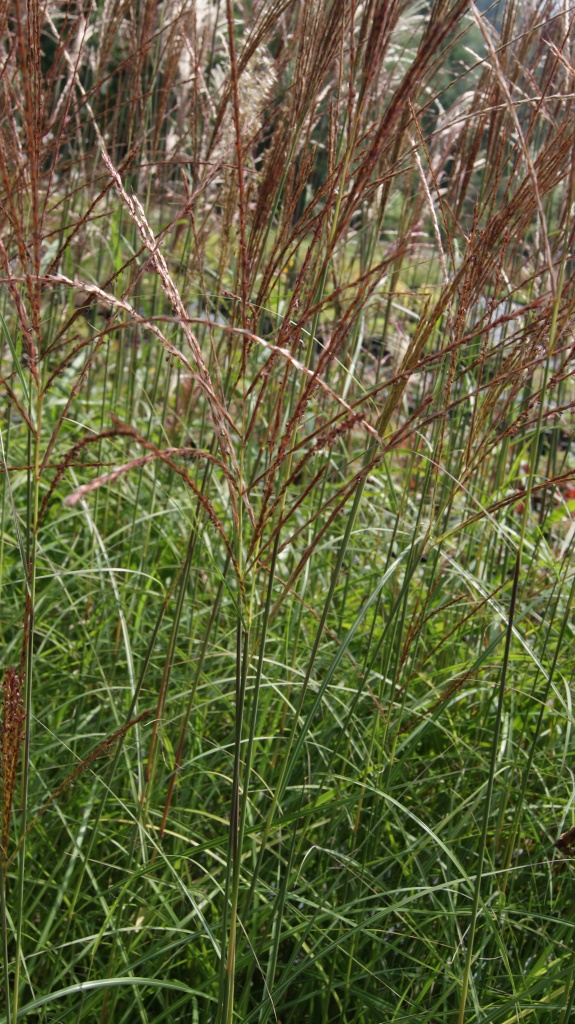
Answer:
[457,556,521,1024]
[0,863,11,1024]
[244,471,368,920]
[12,387,41,1019]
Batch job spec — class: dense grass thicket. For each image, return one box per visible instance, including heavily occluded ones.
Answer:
[2,0,575,1021]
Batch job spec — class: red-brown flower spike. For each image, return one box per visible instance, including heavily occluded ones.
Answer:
[1,669,26,862]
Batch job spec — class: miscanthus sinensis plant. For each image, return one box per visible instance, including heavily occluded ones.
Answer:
[2,0,575,1022]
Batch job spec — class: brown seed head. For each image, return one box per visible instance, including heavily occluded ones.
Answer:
[1,669,26,862]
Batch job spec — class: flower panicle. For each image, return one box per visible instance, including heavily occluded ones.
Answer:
[1,668,26,863]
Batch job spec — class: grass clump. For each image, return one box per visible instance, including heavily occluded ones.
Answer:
[2,1,575,1022]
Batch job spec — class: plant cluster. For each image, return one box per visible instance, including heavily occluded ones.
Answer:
[2,1,575,1022]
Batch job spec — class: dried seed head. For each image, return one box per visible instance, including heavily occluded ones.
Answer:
[212,45,277,167]
[1,669,26,862]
